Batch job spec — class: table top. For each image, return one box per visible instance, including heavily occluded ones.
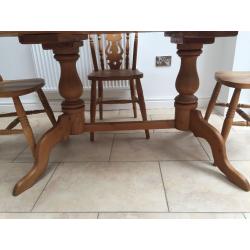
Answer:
[0,31,238,45]
[165,31,238,44]
[0,31,238,37]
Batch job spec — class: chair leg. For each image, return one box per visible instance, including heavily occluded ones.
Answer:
[129,79,137,118]
[205,82,222,121]
[90,80,97,141]
[135,78,150,139]
[36,88,57,126]
[221,88,241,141]
[98,81,103,120]
[13,97,36,157]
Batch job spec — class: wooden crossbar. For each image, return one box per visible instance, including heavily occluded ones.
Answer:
[84,119,175,132]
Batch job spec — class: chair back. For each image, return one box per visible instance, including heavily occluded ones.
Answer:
[0,74,3,81]
[89,32,138,71]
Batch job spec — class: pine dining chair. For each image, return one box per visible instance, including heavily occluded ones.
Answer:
[88,32,150,141]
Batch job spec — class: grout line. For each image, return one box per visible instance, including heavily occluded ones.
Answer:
[108,134,115,161]
[30,163,60,212]
[0,211,248,214]
[197,138,212,161]
[11,146,29,162]
[12,160,219,164]
[158,161,170,212]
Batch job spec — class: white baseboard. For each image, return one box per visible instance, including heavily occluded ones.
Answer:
[0,89,213,113]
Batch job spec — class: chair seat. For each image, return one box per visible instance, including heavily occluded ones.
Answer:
[215,71,250,89]
[88,69,143,81]
[0,78,45,97]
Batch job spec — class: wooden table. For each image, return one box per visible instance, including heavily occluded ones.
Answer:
[1,31,249,196]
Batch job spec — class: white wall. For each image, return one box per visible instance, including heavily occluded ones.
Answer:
[0,37,39,108]
[231,31,250,109]
[0,33,237,111]
[0,37,36,79]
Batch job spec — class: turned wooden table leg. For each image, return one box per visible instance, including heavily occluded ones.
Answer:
[13,41,85,195]
[174,44,202,130]
[190,110,250,191]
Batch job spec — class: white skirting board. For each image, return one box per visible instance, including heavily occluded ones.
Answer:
[0,89,213,113]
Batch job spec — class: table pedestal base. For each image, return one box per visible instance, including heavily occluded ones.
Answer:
[13,115,71,196]
[13,110,250,196]
[190,110,250,191]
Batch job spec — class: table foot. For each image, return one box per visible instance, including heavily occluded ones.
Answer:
[13,114,70,196]
[190,110,250,191]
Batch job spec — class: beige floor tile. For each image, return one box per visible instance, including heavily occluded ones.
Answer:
[33,162,168,212]
[100,115,146,134]
[0,113,61,163]
[110,132,209,161]
[147,108,175,115]
[88,109,146,134]
[161,161,250,212]
[87,110,120,123]
[150,114,179,133]
[227,112,250,133]
[233,126,250,133]
[198,132,250,161]
[28,113,60,134]
[0,212,97,219]
[204,114,226,131]
[99,212,245,219]
[0,134,27,162]
[244,213,250,219]
[15,133,114,163]
[0,162,57,212]
[150,112,224,133]
[119,108,175,117]
[119,109,143,118]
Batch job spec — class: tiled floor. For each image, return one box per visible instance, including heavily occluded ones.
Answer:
[0,108,250,219]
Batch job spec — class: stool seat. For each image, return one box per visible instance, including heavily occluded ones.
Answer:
[0,78,45,97]
[205,71,250,141]
[215,71,250,89]
[0,74,56,158]
[88,69,143,81]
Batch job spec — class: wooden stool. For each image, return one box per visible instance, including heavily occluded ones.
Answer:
[0,74,56,157]
[88,33,150,141]
[205,71,250,141]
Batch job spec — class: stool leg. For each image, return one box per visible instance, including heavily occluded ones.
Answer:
[205,82,222,121]
[135,78,150,139]
[13,97,36,157]
[221,88,241,141]
[90,80,97,141]
[129,79,137,118]
[37,88,57,126]
[98,81,103,120]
